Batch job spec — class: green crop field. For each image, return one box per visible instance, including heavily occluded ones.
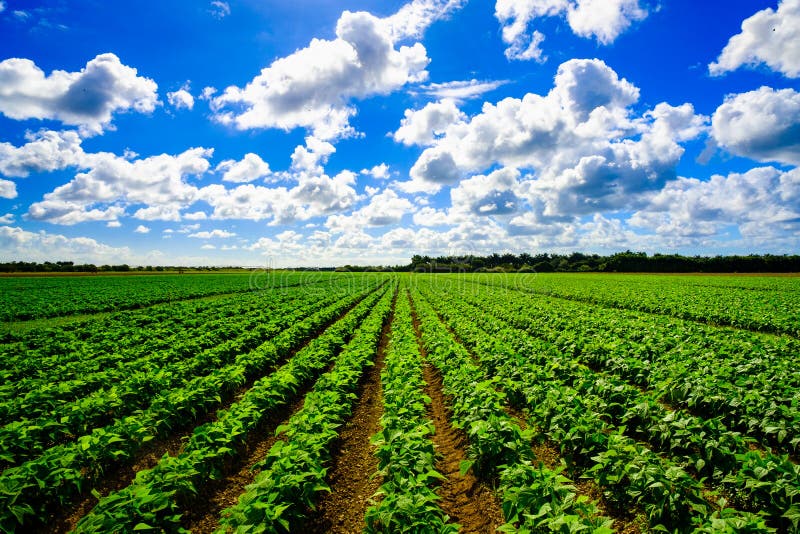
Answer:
[1,272,799,533]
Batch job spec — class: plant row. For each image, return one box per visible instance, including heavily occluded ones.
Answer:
[362,287,456,533]
[216,284,395,532]
[71,284,390,533]
[409,286,614,533]
[417,281,781,532]
[450,278,800,455]
[0,283,383,532]
[0,287,347,467]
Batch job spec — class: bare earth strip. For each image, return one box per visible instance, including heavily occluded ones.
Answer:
[305,291,396,533]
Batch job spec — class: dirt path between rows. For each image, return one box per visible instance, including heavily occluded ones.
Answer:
[408,294,505,533]
[305,291,396,533]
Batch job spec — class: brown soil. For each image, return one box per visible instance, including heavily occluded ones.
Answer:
[305,291,396,533]
[408,293,505,533]
[43,292,376,533]
[180,393,308,533]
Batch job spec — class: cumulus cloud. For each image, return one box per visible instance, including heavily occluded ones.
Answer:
[134,224,150,233]
[0,130,84,177]
[385,0,467,39]
[0,225,136,263]
[216,153,271,182]
[210,8,430,139]
[393,99,466,146]
[0,179,16,199]
[188,229,237,238]
[326,187,413,232]
[401,59,707,217]
[167,86,194,110]
[27,147,213,224]
[712,86,800,165]
[631,167,800,241]
[360,163,391,179]
[710,0,800,78]
[0,53,158,134]
[450,167,522,216]
[495,0,647,60]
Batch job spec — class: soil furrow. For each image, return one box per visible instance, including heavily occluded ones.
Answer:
[306,290,396,533]
[408,296,505,534]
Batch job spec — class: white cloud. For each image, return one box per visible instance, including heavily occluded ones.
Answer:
[209,1,230,19]
[451,167,522,216]
[188,229,237,239]
[710,0,800,78]
[326,187,413,232]
[0,213,13,224]
[712,86,800,165]
[201,243,217,250]
[210,7,430,139]
[393,99,466,146]
[360,163,390,180]
[417,79,508,101]
[167,87,194,111]
[402,59,707,219]
[216,153,271,183]
[183,211,208,220]
[0,130,84,177]
[385,0,467,39]
[107,220,121,228]
[0,179,18,199]
[495,0,647,60]
[0,225,136,263]
[0,53,158,135]
[27,147,213,224]
[134,224,150,234]
[631,167,800,241]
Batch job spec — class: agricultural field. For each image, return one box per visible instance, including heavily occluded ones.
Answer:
[0,272,799,533]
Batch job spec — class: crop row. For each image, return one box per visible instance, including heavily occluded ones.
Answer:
[447,278,800,455]
[72,283,388,532]
[363,287,454,533]
[408,286,614,533]
[217,283,395,532]
[0,282,382,532]
[466,273,800,337]
[0,286,349,467]
[418,280,787,532]
[0,286,342,430]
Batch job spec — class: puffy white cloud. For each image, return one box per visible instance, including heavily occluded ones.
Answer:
[450,167,522,216]
[0,180,16,199]
[0,53,158,134]
[417,79,508,101]
[710,0,800,78]
[360,163,390,180]
[0,225,136,263]
[27,147,213,224]
[167,87,194,110]
[712,86,800,165]
[183,211,208,220]
[0,130,84,177]
[209,1,230,19]
[201,244,216,250]
[495,0,647,60]
[393,99,465,146]
[403,59,707,218]
[188,229,237,238]
[134,224,150,233]
[0,214,14,224]
[107,220,121,228]
[216,153,271,182]
[211,8,429,139]
[631,167,800,241]
[326,187,413,232]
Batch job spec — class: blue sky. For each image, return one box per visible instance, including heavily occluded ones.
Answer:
[0,0,798,266]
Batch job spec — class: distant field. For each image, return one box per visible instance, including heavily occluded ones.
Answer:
[1,272,798,532]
